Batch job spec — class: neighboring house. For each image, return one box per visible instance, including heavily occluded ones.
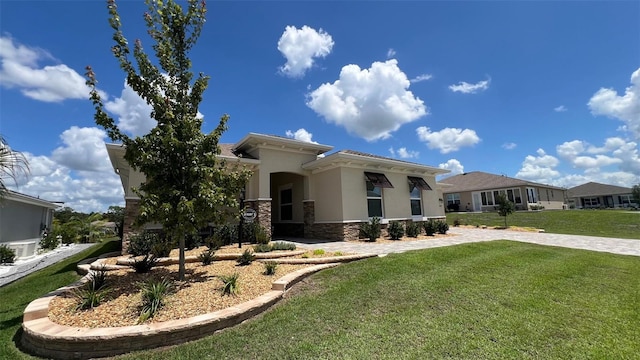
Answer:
[567,182,638,209]
[0,190,60,259]
[440,171,566,212]
[107,133,450,245]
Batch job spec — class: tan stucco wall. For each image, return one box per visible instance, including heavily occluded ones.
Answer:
[270,172,305,223]
[254,148,317,198]
[310,167,344,222]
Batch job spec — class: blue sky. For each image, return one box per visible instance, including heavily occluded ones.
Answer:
[1,1,639,212]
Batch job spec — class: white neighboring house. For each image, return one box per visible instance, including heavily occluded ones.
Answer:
[0,190,60,259]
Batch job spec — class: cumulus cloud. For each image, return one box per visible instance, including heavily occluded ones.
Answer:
[278,25,334,78]
[438,159,464,177]
[554,105,567,112]
[448,77,490,94]
[0,35,90,102]
[104,81,155,137]
[502,142,517,150]
[515,148,560,184]
[588,67,640,139]
[416,127,480,154]
[557,138,638,174]
[285,128,318,143]
[389,147,419,159]
[307,59,427,141]
[8,127,124,213]
[410,74,433,83]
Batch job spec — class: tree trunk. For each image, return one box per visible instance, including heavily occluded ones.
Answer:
[178,235,186,281]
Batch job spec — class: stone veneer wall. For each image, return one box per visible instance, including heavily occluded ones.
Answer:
[303,201,315,238]
[245,199,272,239]
[121,198,141,255]
[305,222,363,241]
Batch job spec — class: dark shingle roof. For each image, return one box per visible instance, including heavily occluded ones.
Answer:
[567,182,632,197]
[440,171,564,193]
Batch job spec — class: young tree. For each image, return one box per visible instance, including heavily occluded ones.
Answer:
[86,0,251,280]
[0,135,30,200]
[495,193,516,228]
[105,205,125,239]
[632,184,640,206]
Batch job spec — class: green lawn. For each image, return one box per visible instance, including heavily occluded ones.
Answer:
[447,210,640,239]
[0,239,121,360]
[110,241,639,360]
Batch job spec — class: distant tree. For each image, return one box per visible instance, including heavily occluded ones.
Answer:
[0,135,29,200]
[68,213,105,243]
[496,193,516,228]
[105,205,125,239]
[632,184,640,205]
[86,0,251,280]
[54,206,85,224]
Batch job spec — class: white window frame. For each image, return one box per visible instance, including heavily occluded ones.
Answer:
[526,187,538,203]
[409,184,422,217]
[447,193,460,205]
[366,180,384,218]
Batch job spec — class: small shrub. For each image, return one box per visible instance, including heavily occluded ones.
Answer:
[424,220,437,236]
[74,283,109,311]
[453,218,462,227]
[138,278,173,323]
[236,249,255,266]
[205,234,224,251]
[301,253,309,258]
[89,266,108,290]
[151,238,174,258]
[39,233,60,251]
[253,243,273,253]
[313,249,325,256]
[199,249,216,265]
[254,225,270,245]
[360,217,382,242]
[271,241,296,251]
[263,262,278,276]
[130,254,158,273]
[405,221,420,238]
[184,234,201,250]
[220,273,240,296]
[127,231,160,256]
[216,224,238,245]
[334,251,344,256]
[388,221,404,240]
[436,221,449,234]
[0,245,16,264]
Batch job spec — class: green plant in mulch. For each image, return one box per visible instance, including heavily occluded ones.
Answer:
[334,251,344,256]
[436,221,449,235]
[138,278,174,323]
[220,273,240,296]
[236,249,256,266]
[271,241,296,251]
[199,248,216,265]
[388,221,405,240]
[74,269,109,311]
[263,262,278,276]
[360,217,382,242]
[313,249,326,256]
[0,245,16,264]
[39,233,60,251]
[424,220,437,236]
[453,218,462,227]
[130,254,158,273]
[253,243,273,253]
[405,221,420,238]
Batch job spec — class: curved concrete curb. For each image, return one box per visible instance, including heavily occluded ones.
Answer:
[259,253,377,265]
[21,262,342,359]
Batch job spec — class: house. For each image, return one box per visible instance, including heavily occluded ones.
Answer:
[107,133,450,247]
[0,190,60,259]
[567,182,638,209]
[440,171,567,212]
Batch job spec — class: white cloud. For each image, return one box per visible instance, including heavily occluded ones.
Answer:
[502,142,517,150]
[410,74,433,83]
[278,25,334,78]
[557,138,639,174]
[515,148,560,184]
[285,128,318,143]
[389,147,419,159]
[438,159,464,176]
[448,77,490,94]
[386,48,396,58]
[416,127,480,154]
[307,59,427,141]
[0,35,90,102]
[104,81,155,137]
[9,127,124,213]
[588,67,640,139]
[554,105,567,112]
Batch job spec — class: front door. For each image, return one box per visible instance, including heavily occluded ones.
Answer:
[472,193,482,212]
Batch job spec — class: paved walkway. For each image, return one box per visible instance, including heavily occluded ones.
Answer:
[0,243,94,288]
[280,227,640,257]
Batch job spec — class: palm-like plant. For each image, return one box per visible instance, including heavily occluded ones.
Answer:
[0,136,30,200]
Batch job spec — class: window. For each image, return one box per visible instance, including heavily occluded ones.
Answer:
[619,195,633,205]
[584,197,599,207]
[447,193,460,205]
[364,172,393,218]
[526,187,538,203]
[409,185,422,216]
[280,186,293,221]
[481,191,494,206]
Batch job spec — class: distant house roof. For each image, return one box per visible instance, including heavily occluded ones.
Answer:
[3,190,61,209]
[440,171,564,193]
[568,182,632,197]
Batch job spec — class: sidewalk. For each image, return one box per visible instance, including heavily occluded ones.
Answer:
[280,227,640,257]
[0,243,95,288]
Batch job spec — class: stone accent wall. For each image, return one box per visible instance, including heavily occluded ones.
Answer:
[121,198,140,255]
[306,222,363,241]
[303,201,315,238]
[246,199,272,239]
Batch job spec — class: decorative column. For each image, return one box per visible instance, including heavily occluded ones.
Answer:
[121,198,140,255]
[303,200,315,238]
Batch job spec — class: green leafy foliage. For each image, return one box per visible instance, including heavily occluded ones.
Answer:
[0,135,30,200]
[0,245,16,264]
[405,221,420,238]
[139,278,174,323]
[39,232,60,251]
[632,184,640,205]
[199,249,216,265]
[131,254,158,273]
[220,273,240,296]
[496,193,516,228]
[263,262,278,276]
[388,221,404,240]
[270,241,296,251]
[423,220,437,236]
[253,244,273,253]
[214,224,238,246]
[236,249,255,266]
[360,217,382,242]
[74,271,109,311]
[436,221,449,235]
[453,218,462,227]
[313,249,326,256]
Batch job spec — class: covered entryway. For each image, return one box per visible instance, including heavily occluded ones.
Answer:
[270,172,308,237]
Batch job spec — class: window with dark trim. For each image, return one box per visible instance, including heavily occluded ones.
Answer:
[407,176,432,191]
[364,172,394,188]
